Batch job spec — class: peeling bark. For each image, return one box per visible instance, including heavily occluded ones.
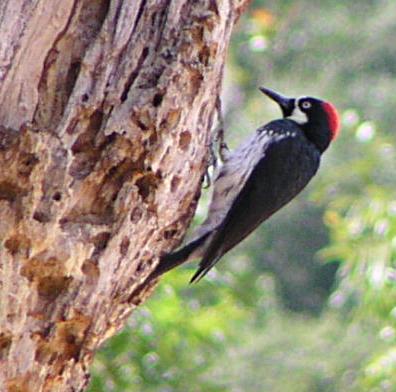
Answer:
[0,0,251,390]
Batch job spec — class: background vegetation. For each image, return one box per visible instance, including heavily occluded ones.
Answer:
[89,1,396,390]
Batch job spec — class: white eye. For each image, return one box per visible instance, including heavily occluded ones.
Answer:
[301,101,312,109]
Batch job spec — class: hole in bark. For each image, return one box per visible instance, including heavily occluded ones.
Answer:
[33,211,51,223]
[69,129,116,180]
[0,126,19,150]
[45,316,91,361]
[136,178,150,200]
[53,192,62,201]
[120,237,130,256]
[150,12,157,26]
[130,207,143,223]
[0,332,12,360]
[132,116,148,131]
[170,176,181,192]
[18,153,39,177]
[133,0,146,32]
[152,93,163,107]
[21,256,71,300]
[42,326,52,339]
[88,109,104,134]
[143,132,158,148]
[199,45,211,66]
[81,93,89,102]
[191,25,204,44]
[164,229,177,240]
[65,61,81,98]
[0,181,25,203]
[135,173,158,201]
[21,257,66,282]
[91,232,111,257]
[178,131,191,151]
[121,47,149,102]
[131,109,152,131]
[93,232,111,250]
[71,110,104,153]
[69,110,107,179]
[103,131,117,145]
[4,235,31,256]
[82,259,100,285]
[96,158,136,205]
[108,166,117,177]
[138,65,165,89]
[68,153,98,180]
[136,262,146,273]
[68,157,135,224]
[188,68,203,98]
[35,341,55,365]
[163,109,182,130]
[37,276,71,300]
[209,0,220,15]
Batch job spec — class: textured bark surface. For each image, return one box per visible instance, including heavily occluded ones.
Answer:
[0,0,250,391]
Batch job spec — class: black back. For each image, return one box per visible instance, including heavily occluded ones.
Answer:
[191,120,321,282]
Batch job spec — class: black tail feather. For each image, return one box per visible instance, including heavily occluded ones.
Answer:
[189,266,209,283]
[189,254,221,283]
[148,233,210,281]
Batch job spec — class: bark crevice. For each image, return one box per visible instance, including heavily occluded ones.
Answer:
[0,0,252,390]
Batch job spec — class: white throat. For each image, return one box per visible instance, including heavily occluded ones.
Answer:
[287,97,308,124]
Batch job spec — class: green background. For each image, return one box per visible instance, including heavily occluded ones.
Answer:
[89,1,396,390]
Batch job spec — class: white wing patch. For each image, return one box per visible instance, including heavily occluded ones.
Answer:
[192,130,286,240]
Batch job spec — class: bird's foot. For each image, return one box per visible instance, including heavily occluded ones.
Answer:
[214,97,230,163]
[203,142,217,188]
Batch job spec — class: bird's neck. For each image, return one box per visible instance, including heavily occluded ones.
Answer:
[300,120,331,153]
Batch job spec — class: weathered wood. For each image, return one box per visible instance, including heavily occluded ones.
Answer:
[0,0,250,390]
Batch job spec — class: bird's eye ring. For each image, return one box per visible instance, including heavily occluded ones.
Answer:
[301,101,312,109]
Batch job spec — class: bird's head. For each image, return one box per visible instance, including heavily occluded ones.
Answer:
[259,87,340,153]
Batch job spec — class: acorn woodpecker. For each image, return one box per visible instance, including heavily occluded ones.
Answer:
[151,87,340,283]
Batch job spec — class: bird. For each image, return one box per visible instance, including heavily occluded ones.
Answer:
[150,87,340,283]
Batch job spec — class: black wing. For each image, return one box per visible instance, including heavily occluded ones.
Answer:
[190,132,320,282]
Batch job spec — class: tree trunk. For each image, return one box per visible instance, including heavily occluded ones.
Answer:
[0,0,250,390]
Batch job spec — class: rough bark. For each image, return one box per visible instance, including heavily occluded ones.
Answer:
[0,0,250,390]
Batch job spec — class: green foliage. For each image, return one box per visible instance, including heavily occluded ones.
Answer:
[89,271,250,391]
[211,312,384,392]
[321,145,396,390]
[90,1,396,390]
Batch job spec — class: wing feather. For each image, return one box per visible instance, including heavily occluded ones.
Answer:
[191,125,320,282]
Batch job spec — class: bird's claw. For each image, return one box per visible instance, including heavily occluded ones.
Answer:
[204,97,229,188]
[203,141,217,188]
[203,171,211,189]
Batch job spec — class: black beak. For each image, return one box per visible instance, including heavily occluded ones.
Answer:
[259,87,294,116]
